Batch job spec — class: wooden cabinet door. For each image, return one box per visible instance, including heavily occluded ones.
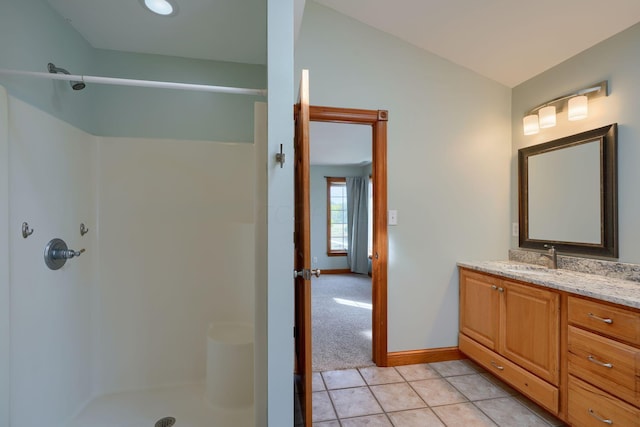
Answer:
[500,280,560,385]
[459,269,500,351]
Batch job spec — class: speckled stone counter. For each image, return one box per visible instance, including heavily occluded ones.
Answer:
[457,260,640,309]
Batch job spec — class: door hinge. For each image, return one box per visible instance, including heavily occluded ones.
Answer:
[293,326,297,338]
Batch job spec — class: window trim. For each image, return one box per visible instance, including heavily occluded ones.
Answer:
[326,177,348,256]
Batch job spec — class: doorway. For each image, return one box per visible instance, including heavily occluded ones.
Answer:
[309,106,389,368]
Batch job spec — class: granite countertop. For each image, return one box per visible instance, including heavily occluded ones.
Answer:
[458,260,640,309]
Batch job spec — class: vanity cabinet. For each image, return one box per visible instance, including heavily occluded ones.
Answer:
[567,295,640,426]
[459,268,560,413]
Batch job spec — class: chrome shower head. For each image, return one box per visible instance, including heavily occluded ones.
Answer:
[47,62,85,91]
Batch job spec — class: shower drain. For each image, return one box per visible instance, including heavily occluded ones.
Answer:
[154,417,176,427]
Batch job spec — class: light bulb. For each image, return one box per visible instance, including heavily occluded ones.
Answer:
[143,0,175,16]
[568,95,588,121]
[538,106,556,129]
[523,114,539,135]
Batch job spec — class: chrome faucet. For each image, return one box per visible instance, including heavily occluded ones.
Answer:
[542,245,557,269]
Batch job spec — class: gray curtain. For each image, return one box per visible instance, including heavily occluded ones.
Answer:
[346,176,369,274]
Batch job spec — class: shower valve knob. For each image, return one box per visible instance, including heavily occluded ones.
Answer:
[53,248,85,259]
[44,238,86,270]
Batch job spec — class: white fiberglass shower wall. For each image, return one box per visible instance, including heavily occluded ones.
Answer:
[1,87,262,426]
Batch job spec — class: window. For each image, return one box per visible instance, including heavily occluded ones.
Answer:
[327,177,348,255]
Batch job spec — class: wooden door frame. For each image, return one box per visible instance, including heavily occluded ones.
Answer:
[309,105,389,366]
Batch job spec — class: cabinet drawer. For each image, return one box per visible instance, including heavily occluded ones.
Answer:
[568,325,640,406]
[568,296,640,345]
[459,333,558,414]
[568,375,640,427]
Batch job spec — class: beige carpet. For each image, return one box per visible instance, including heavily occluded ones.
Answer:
[312,273,374,371]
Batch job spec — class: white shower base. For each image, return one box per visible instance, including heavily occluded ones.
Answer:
[67,383,254,427]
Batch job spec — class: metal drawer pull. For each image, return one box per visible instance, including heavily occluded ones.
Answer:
[497,287,504,293]
[491,285,497,290]
[588,408,613,424]
[588,312,613,324]
[588,355,613,369]
[490,360,504,371]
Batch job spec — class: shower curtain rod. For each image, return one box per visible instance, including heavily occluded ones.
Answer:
[0,68,267,96]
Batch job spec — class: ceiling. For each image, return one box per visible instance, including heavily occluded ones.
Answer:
[45,0,640,87]
[313,0,640,87]
[45,0,266,65]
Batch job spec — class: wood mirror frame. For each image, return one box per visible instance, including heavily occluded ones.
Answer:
[518,124,618,258]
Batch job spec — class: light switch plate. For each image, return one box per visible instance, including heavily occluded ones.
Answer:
[512,222,519,237]
[388,210,398,225]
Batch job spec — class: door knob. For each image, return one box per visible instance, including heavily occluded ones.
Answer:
[294,269,322,280]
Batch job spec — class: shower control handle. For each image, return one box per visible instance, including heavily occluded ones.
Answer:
[52,248,85,260]
[44,238,86,270]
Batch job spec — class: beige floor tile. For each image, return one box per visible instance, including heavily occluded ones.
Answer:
[313,421,341,427]
[463,358,487,373]
[329,387,383,418]
[359,366,404,385]
[432,402,497,426]
[479,373,519,396]
[341,414,393,426]
[446,374,510,401]
[313,372,326,391]
[430,360,480,377]
[387,408,445,426]
[323,369,366,390]
[370,383,427,412]
[410,378,467,407]
[313,391,337,423]
[513,395,567,426]
[475,397,550,426]
[395,363,441,381]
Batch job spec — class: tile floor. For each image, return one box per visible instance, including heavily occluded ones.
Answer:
[312,359,567,427]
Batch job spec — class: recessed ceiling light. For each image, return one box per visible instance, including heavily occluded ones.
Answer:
[140,0,178,17]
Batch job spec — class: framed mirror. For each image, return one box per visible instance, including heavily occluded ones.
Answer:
[518,124,618,258]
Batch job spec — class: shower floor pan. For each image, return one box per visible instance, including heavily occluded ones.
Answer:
[66,383,254,427]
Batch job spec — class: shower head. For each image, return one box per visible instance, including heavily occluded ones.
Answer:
[47,62,85,91]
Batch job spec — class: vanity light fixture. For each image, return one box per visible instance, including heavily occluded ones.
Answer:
[522,81,608,135]
[140,0,178,16]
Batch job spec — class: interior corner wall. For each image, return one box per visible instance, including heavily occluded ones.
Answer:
[310,165,368,271]
[295,1,512,351]
[0,87,10,427]
[0,0,96,134]
[512,22,640,264]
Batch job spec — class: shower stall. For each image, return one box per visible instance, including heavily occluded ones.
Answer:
[1,49,266,427]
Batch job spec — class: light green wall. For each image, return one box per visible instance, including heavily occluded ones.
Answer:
[512,22,640,263]
[90,50,265,142]
[265,0,295,425]
[0,0,266,142]
[296,1,512,352]
[310,165,368,271]
[0,0,96,133]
